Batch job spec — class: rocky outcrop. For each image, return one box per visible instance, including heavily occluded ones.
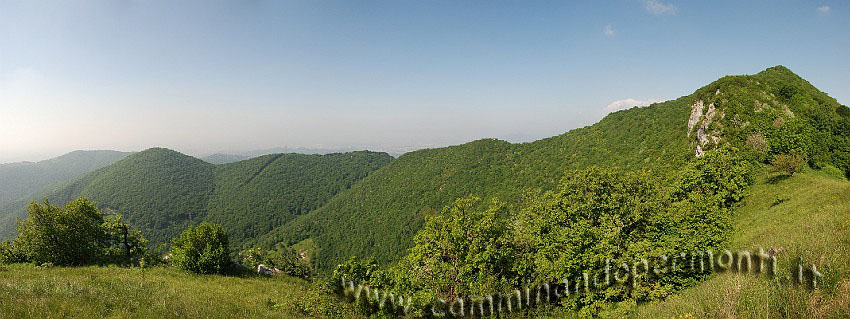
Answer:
[689,100,721,157]
[688,100,704,134]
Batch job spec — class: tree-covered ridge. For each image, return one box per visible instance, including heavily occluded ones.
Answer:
[0,148,392,247]
[258,96,696,272]
[689,66,850,175]
[49,148,216,245]
[0,150,131,207]
[205,151,393,245]
[259,66,849,274]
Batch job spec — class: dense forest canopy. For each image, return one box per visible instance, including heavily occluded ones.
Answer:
[0,149,393,246]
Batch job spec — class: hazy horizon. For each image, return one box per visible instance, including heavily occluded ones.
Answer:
[3,1,848,164]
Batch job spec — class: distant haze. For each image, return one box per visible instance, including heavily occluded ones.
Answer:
[2,1,848,163]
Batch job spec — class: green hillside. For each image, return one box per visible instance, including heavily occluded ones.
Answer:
[49,148,216,245]
[259,96,695,271]
[0,151,133,239]
[206,152,393,245]
[259,66,850,273]
[0,150,131,207]
[1,149,393,246]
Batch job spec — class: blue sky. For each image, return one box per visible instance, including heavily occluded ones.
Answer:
[1,0,848,162]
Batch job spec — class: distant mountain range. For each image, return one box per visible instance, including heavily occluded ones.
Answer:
[0,150,132,208]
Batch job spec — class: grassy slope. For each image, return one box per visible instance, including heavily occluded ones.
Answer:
[0,264,362,319]
[629,168,850,318]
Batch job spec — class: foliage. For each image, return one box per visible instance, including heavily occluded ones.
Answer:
[101,214,149,265]
[0,150,130,225]
[331,257,383,290]
[4,148,393,248]
[9,198,149,266]
[333,148,754,317]
[206,151,393,246]
[770,153,807,176]
[261,96,695,272]
[394,196,514,302]
[14,199,107,266]
[820,164,846,180]
[512,168,666,309]
[239,245,311,278]
[0,241,25,264]
[170,222,232,275]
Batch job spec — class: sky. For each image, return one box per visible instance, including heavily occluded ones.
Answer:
[1,0,848,163]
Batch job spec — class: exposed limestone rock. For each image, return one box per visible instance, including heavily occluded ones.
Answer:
[688,100,704,136]
[691,101,721,157]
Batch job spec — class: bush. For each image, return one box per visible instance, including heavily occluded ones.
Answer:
[101,215,149,266]
[770,153,806,176]
[15,199,108,266]
[0,241,25,264]
[171,222,231,274]
[820,164,846,180]
[239,245,311,278]
[10,198,149,266]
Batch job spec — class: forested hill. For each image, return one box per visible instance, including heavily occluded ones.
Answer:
[259,66,850,272]
[0,150,131,207]
[205,151,395,245]
[46,148,216,245]
[258,94,696,271]
[0,148,393,246]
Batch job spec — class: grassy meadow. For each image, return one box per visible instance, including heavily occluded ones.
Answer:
[0,264,360,319]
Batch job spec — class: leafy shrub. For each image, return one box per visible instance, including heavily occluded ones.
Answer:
[15,199,108,266]
[171,222,231,274]
[10,198,149,266]
[820,164,846,180]
[101,215,149,265]
[0,241,25,264]
[778,85,798,100]
[770,153,807,176]
[745,132,769,155]
[394,196,513,302]
[239,245,311,278]
[331,257,382,290]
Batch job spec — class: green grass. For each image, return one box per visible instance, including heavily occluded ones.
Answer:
[0,264,362,319]
[629,168,850,318]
